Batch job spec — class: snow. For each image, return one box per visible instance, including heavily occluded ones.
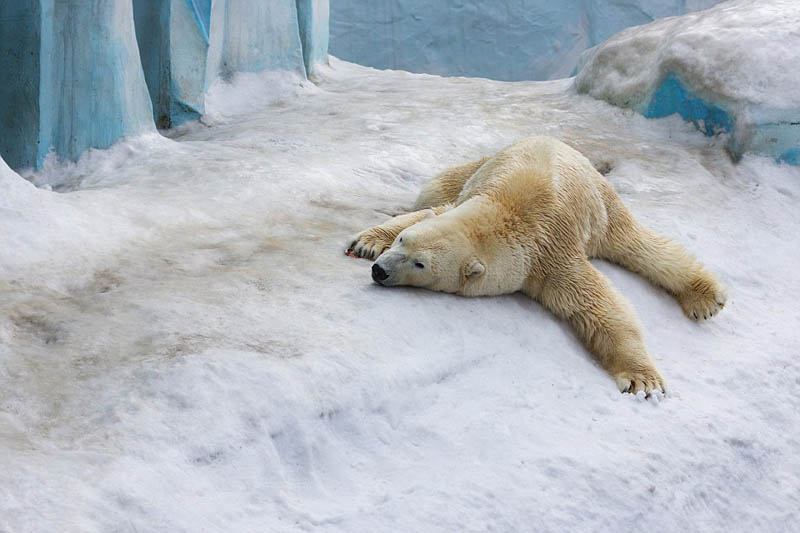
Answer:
[1,58,799,530]
[330,0,723,82]
[576,0,800,163]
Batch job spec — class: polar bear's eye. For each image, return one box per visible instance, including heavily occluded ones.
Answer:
[398,237,403,243]
[414,262,425,269]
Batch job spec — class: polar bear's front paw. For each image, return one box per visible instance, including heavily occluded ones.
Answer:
[614,367,666,396]
[346,228,394,260]
[678,274,727,321]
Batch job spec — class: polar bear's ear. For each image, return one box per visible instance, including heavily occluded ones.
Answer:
[465,257,485,279]
[423,209,436,219]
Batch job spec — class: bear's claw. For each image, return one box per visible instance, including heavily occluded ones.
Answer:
[678,274,727,322]
[346,230,393,261]
[614,369,666,396]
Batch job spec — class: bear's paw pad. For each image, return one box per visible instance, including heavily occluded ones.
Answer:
[679,275,727,321]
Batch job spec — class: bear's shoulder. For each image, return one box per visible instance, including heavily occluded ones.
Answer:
[457,136,568,203]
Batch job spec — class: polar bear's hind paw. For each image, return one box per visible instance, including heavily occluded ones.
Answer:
[678,275,727,321]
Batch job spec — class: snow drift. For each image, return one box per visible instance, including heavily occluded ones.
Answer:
[576,0,800,164]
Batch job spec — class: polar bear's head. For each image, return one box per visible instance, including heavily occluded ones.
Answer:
[371,213,485,294]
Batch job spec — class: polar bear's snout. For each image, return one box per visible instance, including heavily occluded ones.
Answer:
[372,263,390,284]
[372,251,406,286]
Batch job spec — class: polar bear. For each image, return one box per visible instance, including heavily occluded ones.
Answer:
[347,137,727,394]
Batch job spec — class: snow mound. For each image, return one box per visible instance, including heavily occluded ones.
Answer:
[576,0,800,164]
[0,156,77,279]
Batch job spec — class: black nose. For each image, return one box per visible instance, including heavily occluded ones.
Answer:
[372,263,389,282]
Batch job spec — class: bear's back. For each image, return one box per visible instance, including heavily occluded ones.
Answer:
[458,136,610,250]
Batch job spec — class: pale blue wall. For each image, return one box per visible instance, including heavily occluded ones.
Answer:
[1,1,154,169]
[135,0,330,128]
[330,0,722,81]
[297,0,330,76]
[0,1,41,170]
[37,1,156,166]
[133,1,171,128]
[0,0,330,168]
[216,0,305,78]
[134,0,212,128]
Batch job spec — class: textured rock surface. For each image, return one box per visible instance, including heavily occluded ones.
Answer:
[330,0,722,81]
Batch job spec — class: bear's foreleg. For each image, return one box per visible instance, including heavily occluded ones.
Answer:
[531,258,666,395]
[347,206,451,260]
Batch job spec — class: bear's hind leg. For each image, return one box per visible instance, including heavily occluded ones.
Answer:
[598,197,727,321]
[530,259,666,394]
[346,206,451,260]
[414,157,490,209]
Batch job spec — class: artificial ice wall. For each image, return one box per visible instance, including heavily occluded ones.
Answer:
[330,0,723,82]
[0,0,329,169]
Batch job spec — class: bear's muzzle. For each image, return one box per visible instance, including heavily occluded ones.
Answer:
[372,263,390,284]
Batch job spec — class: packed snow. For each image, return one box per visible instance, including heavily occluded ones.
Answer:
[576,0,800,162]
[1,58,799,531]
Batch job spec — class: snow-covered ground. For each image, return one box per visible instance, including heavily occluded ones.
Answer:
[1,58,799,531]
